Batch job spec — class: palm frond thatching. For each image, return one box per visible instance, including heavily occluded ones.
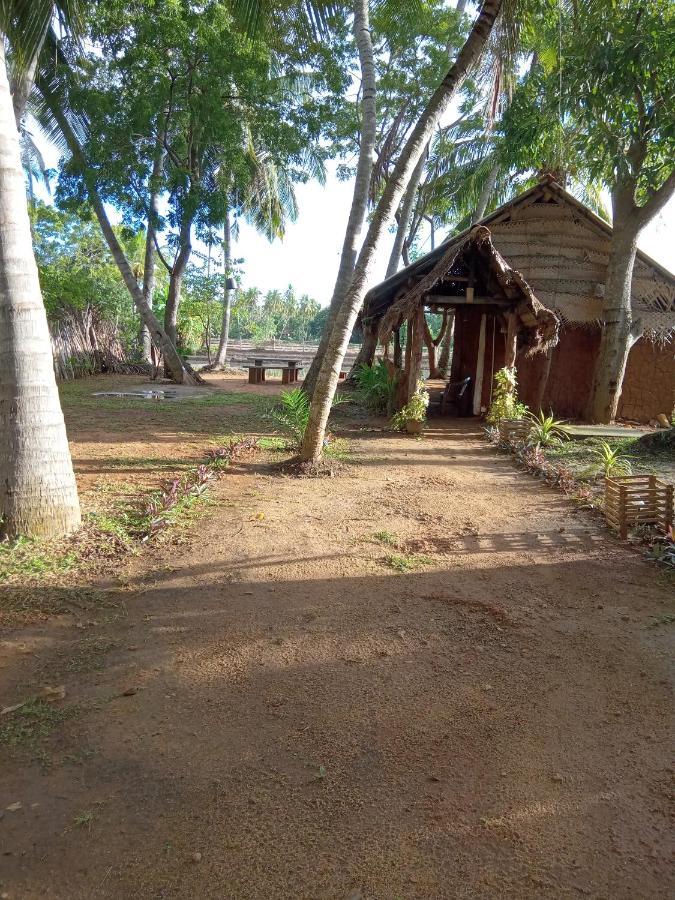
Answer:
[378,225,560,353]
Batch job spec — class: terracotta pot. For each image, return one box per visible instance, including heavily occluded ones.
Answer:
[405,420,424,434]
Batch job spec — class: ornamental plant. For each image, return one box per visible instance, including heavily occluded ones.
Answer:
[391,388,429,431]
[486,368,528,424]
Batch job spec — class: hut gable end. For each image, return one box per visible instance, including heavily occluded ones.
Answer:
[363,179,674,341]
[485,187,675,338]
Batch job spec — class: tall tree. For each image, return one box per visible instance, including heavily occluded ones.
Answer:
[0,1,81,538]
[500,0,675,422]
[300,0,504,461]
[302,0,377,395]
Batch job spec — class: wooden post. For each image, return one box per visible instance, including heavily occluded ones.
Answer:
[406,305,425,402]
[534,346,554,412]
[619,484,627,540]
[473,313,487,415]
[504,311,518,370]
[665,484,674,531]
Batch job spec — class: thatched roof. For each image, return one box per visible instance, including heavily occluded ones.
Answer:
[377,225,560,354]
[365,176,675,340]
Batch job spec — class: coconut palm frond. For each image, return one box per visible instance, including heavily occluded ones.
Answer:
[1,0,82,74]
[231,0,340,40]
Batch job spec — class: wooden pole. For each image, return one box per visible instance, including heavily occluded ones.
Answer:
[406,306,425,402]
[534,346,554,412]
[473,313,487,415]
[504,311,518,369]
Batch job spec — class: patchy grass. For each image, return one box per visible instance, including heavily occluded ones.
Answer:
[324,438,354,462]
[65,638,118,673]
[0,537,77,583]
[73,811,95,829]
[373,530,398,547]
[0,585,120,627]
[545,435,674,482]
[384,553,433,573]
[0,699,75,766]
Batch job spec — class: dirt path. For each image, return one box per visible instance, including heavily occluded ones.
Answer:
[1,421,673,899]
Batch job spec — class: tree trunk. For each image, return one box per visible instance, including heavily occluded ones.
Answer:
[37,79,197,385]
[163,213,192,374]
[386,149,426,278]
[140,127,166,363]
[423,317,437,378]
[393,324,402,368]
[347,319,379,376]
[302,0,377,397]
[213,205,233,368]
[300,0,503,461]
[471,159,499,224]
[587,218,639,422]
[0,40,81,538]
[437,312,454,378]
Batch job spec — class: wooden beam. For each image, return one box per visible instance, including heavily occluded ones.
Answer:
[425,295,510,306]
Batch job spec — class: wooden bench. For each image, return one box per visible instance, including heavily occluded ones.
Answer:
[244,358,303,385]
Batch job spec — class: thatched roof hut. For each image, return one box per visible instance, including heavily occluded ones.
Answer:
[362,177,674,422]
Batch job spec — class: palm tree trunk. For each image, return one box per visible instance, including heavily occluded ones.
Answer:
[385,149,426,278]
[302,0,377,397]
[213,205,233,368]
[140,128,166,363]
[471,159,499,223]
[37,79,196,385]
[0,40,81,538]
[300,0,503,461]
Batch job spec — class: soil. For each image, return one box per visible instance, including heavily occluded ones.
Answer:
[0,376,673,899]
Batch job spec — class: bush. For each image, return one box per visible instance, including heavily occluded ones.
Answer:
[354,361,396,413]
[270,388,349,447]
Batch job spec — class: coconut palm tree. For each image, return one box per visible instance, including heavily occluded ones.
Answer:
[300,0,505,462]
[0,0,81,538]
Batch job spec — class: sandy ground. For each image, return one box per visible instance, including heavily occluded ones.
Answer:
[0,384,673,899]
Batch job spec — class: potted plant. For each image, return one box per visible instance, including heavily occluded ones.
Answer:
[391,388,429,434]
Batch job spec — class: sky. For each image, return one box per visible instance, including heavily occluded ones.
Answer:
[232,168,675,305]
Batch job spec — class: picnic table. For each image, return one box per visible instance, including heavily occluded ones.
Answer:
[243,358,303,385]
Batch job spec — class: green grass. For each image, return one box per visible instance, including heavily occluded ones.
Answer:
[373,530,398,547]
[0,537,77,583]
[545,435,672,478]
[385,553,433,573]
[324,438,353,462]
[0,699,75,766]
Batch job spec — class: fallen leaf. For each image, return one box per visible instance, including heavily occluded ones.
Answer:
[6,802,22,812]
[121,687,138,697]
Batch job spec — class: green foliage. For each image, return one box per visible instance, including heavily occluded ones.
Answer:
[373,530,398,546]
[269,388,311,446]
[586,440,633,478]
[0,698,74,766]
[391,388,429,430]
[270,388,348,447]
[354,361,396,413]
[501,0,674,210]
[526,411,569,448]
[385,552,433,573]
[486,368,528,425]
[230,285,322,343]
